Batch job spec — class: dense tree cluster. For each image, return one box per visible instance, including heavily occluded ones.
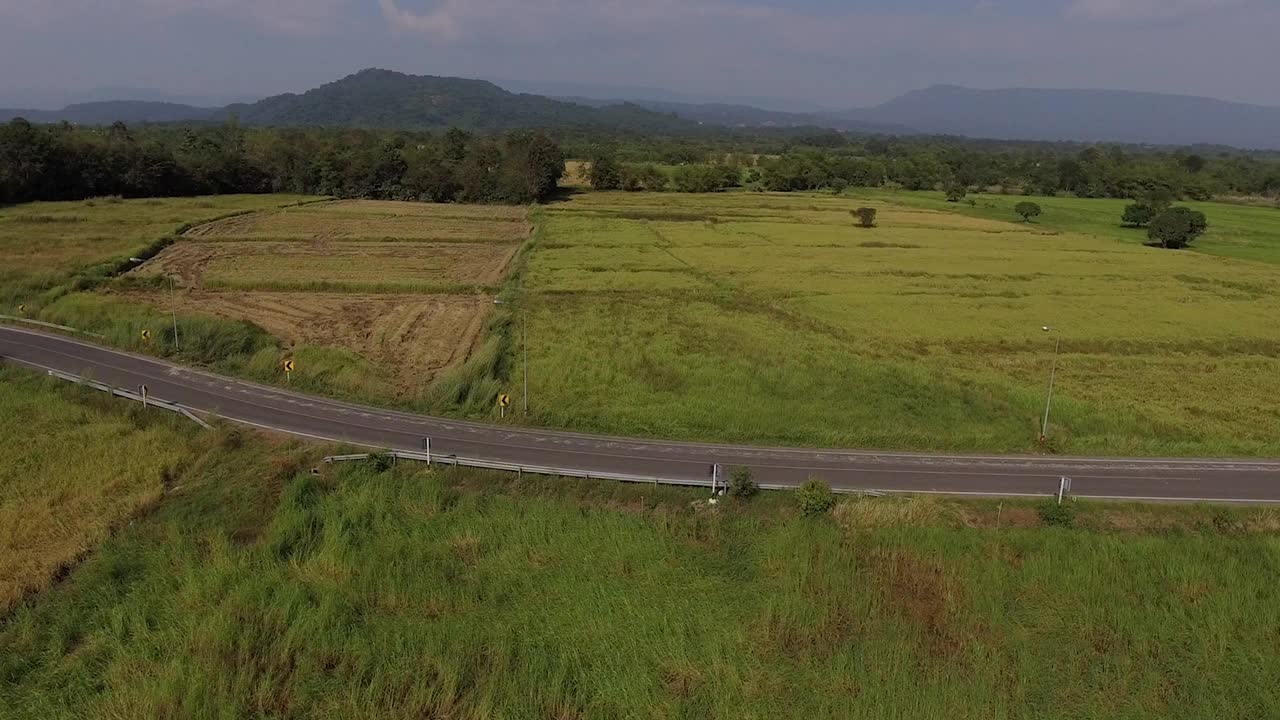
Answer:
[0,119,564,205]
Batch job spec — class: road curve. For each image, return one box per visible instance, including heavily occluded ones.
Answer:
[3,324,1278,503]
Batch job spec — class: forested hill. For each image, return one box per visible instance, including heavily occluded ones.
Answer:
[224,69,696,132]
[0,70,699,133]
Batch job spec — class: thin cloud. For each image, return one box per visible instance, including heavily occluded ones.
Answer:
[377,0,782,41]
[1065,0,1254,21]
[0,0,349,33]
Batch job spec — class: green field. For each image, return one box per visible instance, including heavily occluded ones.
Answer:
[873,191,1280,265]
[2,370,1279,719]
[512,190,1280,456]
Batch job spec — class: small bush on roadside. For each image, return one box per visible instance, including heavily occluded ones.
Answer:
[1211,507,1242,534]
[728,466,758,498]
[852,207,877,228]
[1038,501,1075,527]
[796,477,836,516]
[366,452,395,473]
[220,427,244,450]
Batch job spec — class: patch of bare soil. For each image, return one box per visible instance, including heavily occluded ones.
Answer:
[864,547,967,659]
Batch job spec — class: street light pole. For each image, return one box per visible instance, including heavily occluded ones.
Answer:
[169,274,181,352]
[522,315,528,415]
[1040,331,1059,443]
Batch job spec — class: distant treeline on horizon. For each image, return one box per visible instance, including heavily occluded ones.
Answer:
[2,117,1278,205]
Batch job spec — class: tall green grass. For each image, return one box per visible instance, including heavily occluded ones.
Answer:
[3,448,1278,719]
[39,293,276,367]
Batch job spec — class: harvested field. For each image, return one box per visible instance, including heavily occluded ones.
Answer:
[115,199,530,393]
[119,290,491,385]
[132,240,517,291]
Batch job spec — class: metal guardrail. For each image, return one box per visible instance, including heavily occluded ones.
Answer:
[0,315,105,339]
[42,368,211,429]
[324,450,889,497]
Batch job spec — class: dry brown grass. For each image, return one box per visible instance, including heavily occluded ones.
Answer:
[864,548,967,658]
[0,369,199,615]
[132,240,517,290]
[118,290,492,386]
[834,496,971,530]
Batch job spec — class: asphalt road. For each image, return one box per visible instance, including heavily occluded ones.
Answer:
[3,324,1278,502]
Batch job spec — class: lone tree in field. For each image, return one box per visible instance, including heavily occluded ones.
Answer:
[1015,201,1042,222]
[945,184,967,202]
[1148,207,1208,249]
[1122,203,1158,227]
[1122,188,1175,227]
[1143,187,1175,212]
[581,148,622,190]
[852,207,877,228]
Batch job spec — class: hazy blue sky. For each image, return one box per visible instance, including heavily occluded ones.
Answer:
[1,0,1276,108]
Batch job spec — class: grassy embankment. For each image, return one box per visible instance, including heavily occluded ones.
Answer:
[508,190,1280,456]
[2,364,1279,719]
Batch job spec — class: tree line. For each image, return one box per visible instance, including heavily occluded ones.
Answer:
[6,115,1280,207]
[0,119,565,205]
[571,133,1280,200]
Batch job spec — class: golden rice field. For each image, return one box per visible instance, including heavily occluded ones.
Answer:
[0,367,200,615]
[512,190,1280,456]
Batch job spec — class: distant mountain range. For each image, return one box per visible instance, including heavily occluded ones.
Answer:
[832,85,1280,149]
[485,77,831,114]
[0,86,259,110]
[553,95,911,135]
[218,69,695,132]
[4,70,1279,149]
[0,101,221,125]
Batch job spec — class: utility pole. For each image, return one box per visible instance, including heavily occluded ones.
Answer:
[1040,335,1060,442]
[522,315,528,415]
[169,274,181,352]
